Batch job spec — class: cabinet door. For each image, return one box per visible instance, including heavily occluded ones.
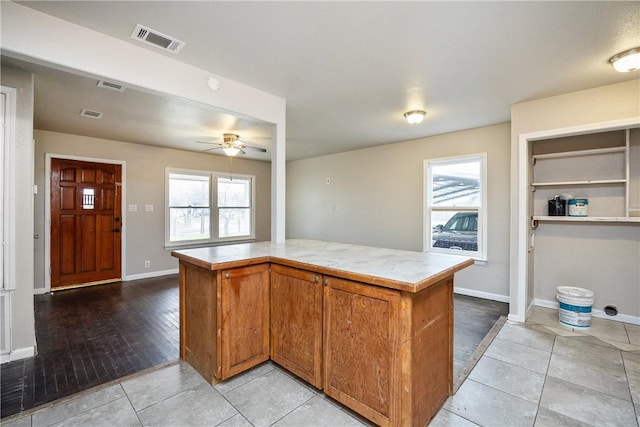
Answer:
[220,263,270,379]
[270,264,323,388]
[324,276,401,427]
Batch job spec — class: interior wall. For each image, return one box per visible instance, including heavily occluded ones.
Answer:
[34,130,272,291]
[1,1,287,244]
[0,66,35,353]
[510,79,640,321]
[287,122,511,299]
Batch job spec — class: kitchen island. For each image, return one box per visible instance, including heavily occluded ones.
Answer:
[172,239,473,427]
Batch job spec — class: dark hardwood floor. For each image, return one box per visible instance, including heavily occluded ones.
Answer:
[1,276,179,419]
[1,277,507,419]
[454,294,509,373]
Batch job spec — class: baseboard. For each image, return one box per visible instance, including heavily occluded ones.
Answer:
[454,287,509,303]
[124,269,179,281]
[1,346,35,364]
[33,287,47,295]
[534,298,640,326]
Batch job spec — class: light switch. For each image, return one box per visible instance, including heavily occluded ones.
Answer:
[145,204,154,212]
[128,204,138,212]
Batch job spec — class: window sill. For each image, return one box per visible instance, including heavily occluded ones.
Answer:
[426,249,487,265]
[165,238,256,251]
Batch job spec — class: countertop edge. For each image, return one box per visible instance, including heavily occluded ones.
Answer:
[172,249,474,293]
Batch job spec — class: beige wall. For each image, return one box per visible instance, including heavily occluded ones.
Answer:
[287,122,511,299]
[510,79,640,321]
[34,130,272,290]
[1,66,35,353]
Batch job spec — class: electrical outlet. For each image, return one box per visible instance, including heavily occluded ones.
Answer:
[144,260,150,268]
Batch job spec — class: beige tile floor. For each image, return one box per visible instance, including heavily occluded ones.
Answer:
[2,307,639,427]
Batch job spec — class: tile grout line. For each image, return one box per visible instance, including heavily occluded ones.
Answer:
[620,348,640,427]
[531,332,557,427]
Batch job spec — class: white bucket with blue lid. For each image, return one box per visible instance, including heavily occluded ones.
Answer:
[556,286,594,329]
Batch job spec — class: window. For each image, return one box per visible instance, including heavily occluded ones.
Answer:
[218,176,252,238]
[424,154,487,260]
[166,169,255,246]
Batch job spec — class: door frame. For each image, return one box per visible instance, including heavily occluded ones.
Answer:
[511,116,639,323]
[1,86,17,293]
[44,153,126,293]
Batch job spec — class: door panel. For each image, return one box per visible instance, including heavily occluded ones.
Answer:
[81,215,96,272]
[220,263,270,379]
[51,158,122,289]
[60,215,76,275]
[324,276,401,427]
[100,214,115,270]
[270,264,323,388]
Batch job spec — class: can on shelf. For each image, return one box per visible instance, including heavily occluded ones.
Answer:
[568,198,588,216]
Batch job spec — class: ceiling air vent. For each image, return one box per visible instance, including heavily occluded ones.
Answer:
[130,24,186,54]
[97,80,126,92]
[80,109,104,119]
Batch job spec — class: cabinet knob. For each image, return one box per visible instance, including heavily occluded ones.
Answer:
[225,273,230,279]
[323,278,329,285]
[314,276,319,283]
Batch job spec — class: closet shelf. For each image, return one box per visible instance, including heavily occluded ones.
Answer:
[531,146,626,161]
[531,179,626,187]
[532,215,640,224]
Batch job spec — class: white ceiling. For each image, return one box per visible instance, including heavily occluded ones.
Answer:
[5,1,640,161]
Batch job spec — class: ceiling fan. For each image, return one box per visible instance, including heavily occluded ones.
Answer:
[197,133,267,157]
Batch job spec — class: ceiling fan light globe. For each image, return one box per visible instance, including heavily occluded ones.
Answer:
[222,147,241,156]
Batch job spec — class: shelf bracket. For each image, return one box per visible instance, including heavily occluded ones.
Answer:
[531,217,538,229]
[530,156,536,166]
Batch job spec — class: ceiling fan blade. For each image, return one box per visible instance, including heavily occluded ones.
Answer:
[203,146,223,152]
[236,138,267,152]
[197,140,223,145]
[240,144,267,153]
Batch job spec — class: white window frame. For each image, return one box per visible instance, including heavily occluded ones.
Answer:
[165,167,256,248]
[423,153,487,261]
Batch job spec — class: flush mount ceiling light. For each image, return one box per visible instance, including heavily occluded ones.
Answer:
[609,47,640,72]
[404,110,426,124]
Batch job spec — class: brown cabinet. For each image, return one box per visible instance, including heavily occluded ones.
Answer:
[270,264,323,388]
[179,262,269,382]
[323,274,454,427]
[323,276,401,426]
[220,263,270,379]
[174,242,469,427]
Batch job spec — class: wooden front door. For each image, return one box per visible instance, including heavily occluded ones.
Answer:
[51,158,122,289]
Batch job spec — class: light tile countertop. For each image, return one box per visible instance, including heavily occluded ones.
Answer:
[172,239,473,293]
